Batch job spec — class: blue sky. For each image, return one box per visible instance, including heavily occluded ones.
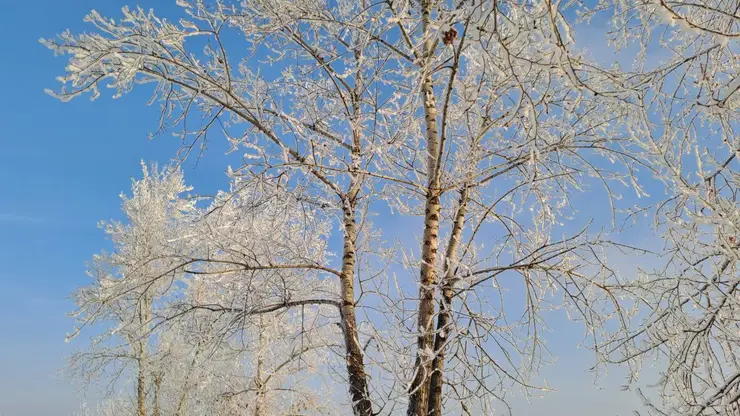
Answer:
[0,2,663,415]
[0,2,227,414]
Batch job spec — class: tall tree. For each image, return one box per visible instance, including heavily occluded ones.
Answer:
[47,1,647,414]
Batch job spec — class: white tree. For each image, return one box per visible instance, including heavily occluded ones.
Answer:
[162,173,342,415]
[575,1,740,414]
[71,164,343,415]
[68,162,195,416]
[46,1,656,415]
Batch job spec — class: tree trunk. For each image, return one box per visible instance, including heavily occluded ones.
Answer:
[338,47,374,416]
[137,295,151,416]
[408,188,441,416]
[153,373,162,416]
[428,187,469,415]
[137,356,146,416]
[254,316,266,416]
[340,199,374,416]
[408,2,442,413]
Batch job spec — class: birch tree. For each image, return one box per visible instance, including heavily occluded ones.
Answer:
[47,1,644,414]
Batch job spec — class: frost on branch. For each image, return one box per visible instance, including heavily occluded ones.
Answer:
[45,0,739,414]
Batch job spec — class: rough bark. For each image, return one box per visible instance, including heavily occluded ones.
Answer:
[408,2,442,413]
[428,187,469,415]
[340,200,373,416]
[408,189,441,416]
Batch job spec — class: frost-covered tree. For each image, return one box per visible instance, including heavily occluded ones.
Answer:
[45,1,672,415]
[575,1,739,415]
[160,173,342,415]
[71,164,342,415]
[68,163,196,416]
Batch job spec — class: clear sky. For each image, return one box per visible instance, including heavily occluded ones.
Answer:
[0,2,660,415]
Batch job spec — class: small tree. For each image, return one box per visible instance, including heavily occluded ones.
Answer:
[71,164,342,415]
[68,163,195,416]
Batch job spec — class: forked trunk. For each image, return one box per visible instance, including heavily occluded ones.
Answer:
[428,187,469,415]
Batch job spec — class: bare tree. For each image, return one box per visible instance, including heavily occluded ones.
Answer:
[46,1,653,414]
[68,163,195,416]
[577,1,739,414]
[71,163,343,415]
